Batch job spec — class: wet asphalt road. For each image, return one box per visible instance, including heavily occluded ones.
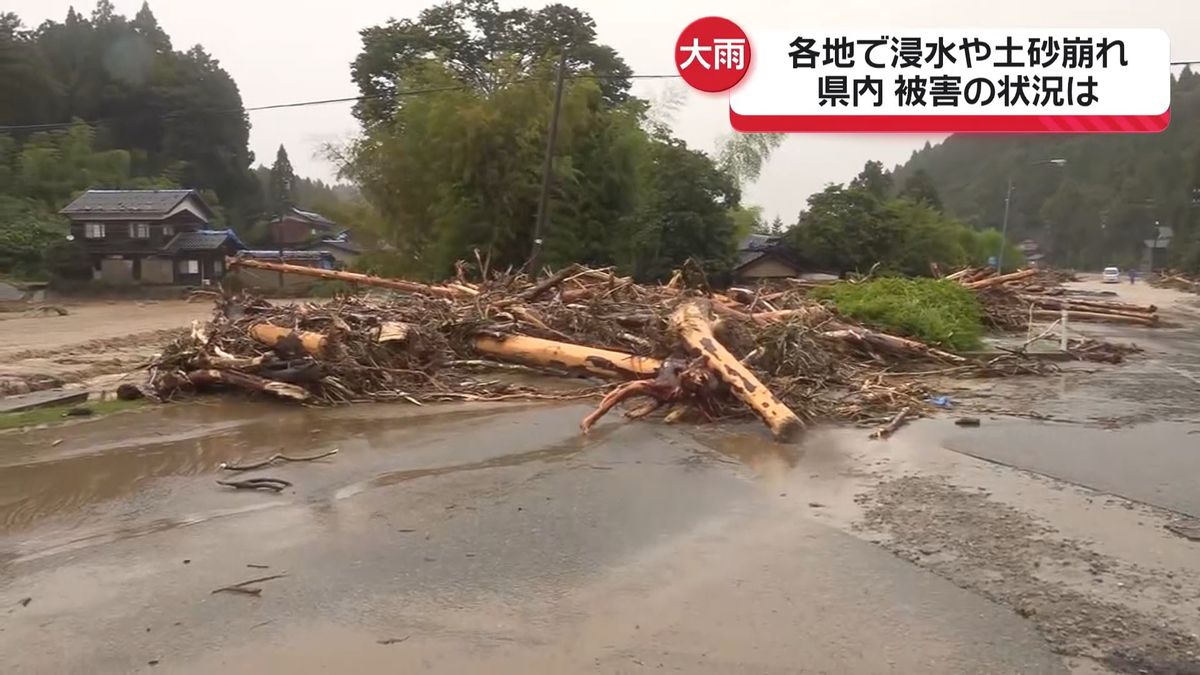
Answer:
[944,279,1200,518]
[0,401,1065,674]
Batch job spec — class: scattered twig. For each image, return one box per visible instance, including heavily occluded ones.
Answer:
[377,636,411,645]
[216,478,292,492]
[211,573,288,597]
[219,449,339,471]
[870,406,913,439]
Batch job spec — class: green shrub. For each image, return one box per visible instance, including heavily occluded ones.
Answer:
[813,277,984,351]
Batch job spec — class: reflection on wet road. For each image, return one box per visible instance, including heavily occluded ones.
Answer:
[0,401,1069,674]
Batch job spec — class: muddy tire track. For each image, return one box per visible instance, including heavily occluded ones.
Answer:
[856,475,1200,674]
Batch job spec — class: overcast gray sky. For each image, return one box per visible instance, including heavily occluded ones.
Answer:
[9,0,1200,221]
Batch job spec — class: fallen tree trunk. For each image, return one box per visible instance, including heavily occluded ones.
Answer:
[1019,294,1157,316]
[250,323,328,356]
[671,302,802,441]
[471,334,662,380]
[185,369,310,401]
[1030,309,1158,326]
[964,268,1037,289]
[228,257,462,298]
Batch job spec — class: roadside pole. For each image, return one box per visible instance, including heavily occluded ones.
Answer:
[528,49,568,275]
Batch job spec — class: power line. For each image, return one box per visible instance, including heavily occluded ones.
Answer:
[0,74,682,133]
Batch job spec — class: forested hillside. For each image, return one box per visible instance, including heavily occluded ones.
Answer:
[1,2,258,222]
[891,69,1200,272]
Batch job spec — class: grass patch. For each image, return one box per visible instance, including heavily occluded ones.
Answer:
[812,277,984,351]
[0,399,146,431]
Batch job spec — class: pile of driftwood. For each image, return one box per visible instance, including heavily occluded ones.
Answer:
[139,259,1136,440]
[944,267,1160,329]
[1152,271,1200,294]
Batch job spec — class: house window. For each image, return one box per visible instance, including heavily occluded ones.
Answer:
[163,225,174,237]
[177,259,200,275]
[84,223,106,239]
[129,222,150,239]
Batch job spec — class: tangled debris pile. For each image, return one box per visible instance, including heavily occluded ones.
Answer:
[945,267,1160,330]
[1152,270,1200,294]
[138,259,1139,439]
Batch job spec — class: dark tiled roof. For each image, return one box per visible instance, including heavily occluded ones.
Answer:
[60,190,212,220]
[163,229,246,252]
[737,249,768,267]
[739,233,778,252]
[292,208,337,227]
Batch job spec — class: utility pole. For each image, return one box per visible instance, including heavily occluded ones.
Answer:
[998,175,1014,273]
[528,49,568,275]
[277,176,291,289]
[997,159,1067,273]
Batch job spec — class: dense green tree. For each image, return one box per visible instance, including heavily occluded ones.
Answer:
[341,29,738,281]
[0,196,68,278]
[350,0,632,124]
[267,145,296,218]
[628,135,738,281]
[0,3,256,226]
[729,205,763,239]
[850,160,893,199]
[785,184,900,275]
[899,169,942,211]
[767,215,785,236]
[783,162,1020,276]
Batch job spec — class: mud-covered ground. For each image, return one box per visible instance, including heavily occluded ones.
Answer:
[1,278,1199,673]
[0,300,208,393]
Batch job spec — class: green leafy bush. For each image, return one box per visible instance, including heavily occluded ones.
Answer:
[813,277,984,351]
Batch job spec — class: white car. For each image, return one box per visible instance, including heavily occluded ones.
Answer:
[1102,267,1121,283]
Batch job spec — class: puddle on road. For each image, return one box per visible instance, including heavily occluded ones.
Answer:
[0,399,552,534]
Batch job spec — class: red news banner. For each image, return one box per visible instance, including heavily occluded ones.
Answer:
[675,18,1171,133]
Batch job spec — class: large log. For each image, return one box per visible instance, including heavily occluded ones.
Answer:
[671,301,802,441]
[471,334,661,380]
[1030,309,1157,326]
[250,323,327,356]
[227,257,462,298]
[964,268,1037,289]
[1019,294,1157,316]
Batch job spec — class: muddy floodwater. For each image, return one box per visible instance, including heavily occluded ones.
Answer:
[2,278,1200,674]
